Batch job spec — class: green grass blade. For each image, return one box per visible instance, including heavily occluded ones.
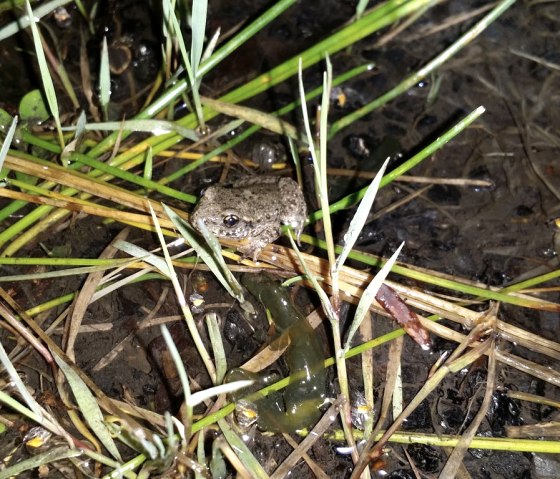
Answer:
[99,36,110,120]
[344,242,404,351]
[335,158,389,272]
[206,313,227,384]
[329,0,516,137]
[0,341,44,419]
[0,447,82,479]
[143,147,153,182]
[66,119,198,141]
[190,0,207,77]
[162,0,205,128]
[286,230,337,323]
[114,241,172,276]
[24,0,64,149]
[52,350,122,461]
[217,419,270,479]
[162,205,251,312]
[309,106,486,223]
[356,0,370,18]
[160,324,192,440]
[0,0,72,41]
[0,116,17,173]
[70,152,197,204]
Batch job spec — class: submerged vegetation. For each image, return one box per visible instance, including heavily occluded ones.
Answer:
[0,0,559,477]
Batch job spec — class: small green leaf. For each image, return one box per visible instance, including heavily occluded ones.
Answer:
[0,108,14,129]
[19,90,49,123]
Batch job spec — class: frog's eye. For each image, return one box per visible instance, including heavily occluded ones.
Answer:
[223,215,239,227]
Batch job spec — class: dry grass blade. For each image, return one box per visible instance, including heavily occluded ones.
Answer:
[0,186,176,231]
[64,228,130,362]
[52,351,122,461]
[506,422,560,439]
[0,297,53,367]
[440,329,497,476]
[248,245,560,388]
[270,396,345,479]
[0,288,161,444]
[217,419,269,478]
[351,335,404,479]
[352,316,496,478]
[282,435,330,479]
[202,96,300,140]
[2,155,185,225]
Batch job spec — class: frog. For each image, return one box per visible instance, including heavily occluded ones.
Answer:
[190,176,307,261]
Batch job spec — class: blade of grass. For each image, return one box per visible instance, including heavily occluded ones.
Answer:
[344,242,404,352]
[51,350,122,461]
[329,0,516,137]
[160,324,192,443]
[25,0,64,149]
[200,96,300,140]
[190,0,207,80]
[0,116,17,175]
[63,119,198,141]
[355,0,370,18]
[0,0,72,41]
[70,152,197,204]
[298,54,359,462]
[286,230,337,323]
[334,158,389,272]
[0,341,45,419]
[163,205,253,313]
[217,419,270,479]
[99,36,110,120]
[206,312,227,384]
[190,380,253,407]
[0,447,83,479]
[162,0,205,129]
[309,106,486,223]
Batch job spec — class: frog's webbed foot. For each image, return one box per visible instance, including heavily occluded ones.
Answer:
[237,242,264,263]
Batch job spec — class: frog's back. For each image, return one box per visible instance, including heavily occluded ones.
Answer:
[277,177,307,235]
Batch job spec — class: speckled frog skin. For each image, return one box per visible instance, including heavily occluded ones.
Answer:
[191,176,307,260]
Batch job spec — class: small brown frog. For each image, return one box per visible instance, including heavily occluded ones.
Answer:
[190,176,307,260]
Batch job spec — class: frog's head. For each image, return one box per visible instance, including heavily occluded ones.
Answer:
[191,187,254,239]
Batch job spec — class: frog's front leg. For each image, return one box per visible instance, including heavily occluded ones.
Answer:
[238,224,280,261]
[237,236,269,262]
